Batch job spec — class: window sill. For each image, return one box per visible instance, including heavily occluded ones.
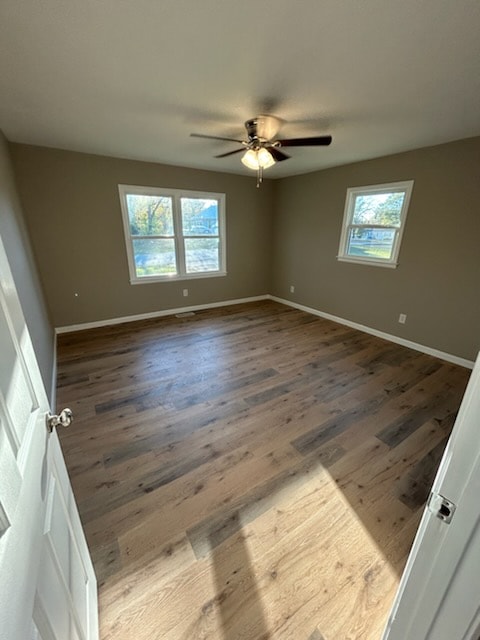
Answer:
[130,271,227,285]
[337,256,398,269]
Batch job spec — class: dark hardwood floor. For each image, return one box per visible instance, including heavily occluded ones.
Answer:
[56,300,470,639]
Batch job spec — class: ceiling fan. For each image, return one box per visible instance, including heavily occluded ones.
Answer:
[191,115,332,186]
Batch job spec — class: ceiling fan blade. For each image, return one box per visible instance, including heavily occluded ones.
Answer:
[267,147,290,162]
[276,135,333,147]
[190,133,245,144]
[214,148,245,158]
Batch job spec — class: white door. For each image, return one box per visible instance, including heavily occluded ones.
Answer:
[383,353,480,640]
[0,234,98,640]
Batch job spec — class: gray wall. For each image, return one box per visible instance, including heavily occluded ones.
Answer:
[10,145,274,327]
[0,132,55,400]
[8,136,480,363]
[272,136,480,361]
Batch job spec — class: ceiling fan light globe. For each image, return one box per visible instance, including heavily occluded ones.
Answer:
[257,147,276,168]
[241,148,276,171]
[241,149,260,170]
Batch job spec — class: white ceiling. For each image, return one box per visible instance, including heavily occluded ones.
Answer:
[1,0,480,178]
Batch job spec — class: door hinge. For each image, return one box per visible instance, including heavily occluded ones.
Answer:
[428,492,456,524]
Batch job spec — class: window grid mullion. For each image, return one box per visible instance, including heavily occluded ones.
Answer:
[130,234,175,240]
[348,224,400,231]
[173,195,186,276]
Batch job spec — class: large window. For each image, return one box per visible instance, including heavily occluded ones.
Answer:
[119,185,226,283]
[338,180,414,268]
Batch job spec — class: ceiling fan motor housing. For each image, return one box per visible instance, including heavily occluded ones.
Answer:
[245,115,282,145]
[245,118,261,142]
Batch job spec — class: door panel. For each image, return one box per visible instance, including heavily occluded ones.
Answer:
[0,299,32,531]
[43,437,93,639]
[0,274,40,460]
[0,232,98,640]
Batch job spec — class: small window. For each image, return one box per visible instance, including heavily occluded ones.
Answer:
[337,180,414,268]
[118,185,226,283]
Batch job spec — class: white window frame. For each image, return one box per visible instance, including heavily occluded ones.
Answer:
[337,180,414,268]
[118,184,226,284]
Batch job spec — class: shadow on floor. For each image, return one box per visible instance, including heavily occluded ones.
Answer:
[208,516,271,640]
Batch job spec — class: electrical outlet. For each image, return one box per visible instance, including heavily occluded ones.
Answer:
[399,313,407,324]
[183,289,189,297]
[290,285,295,293]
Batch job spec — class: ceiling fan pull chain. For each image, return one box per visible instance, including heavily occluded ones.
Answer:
[257,165,263,188]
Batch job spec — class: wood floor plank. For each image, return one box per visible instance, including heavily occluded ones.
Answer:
[55,300,471,639]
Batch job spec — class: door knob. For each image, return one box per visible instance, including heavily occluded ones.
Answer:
[46,408,73,433]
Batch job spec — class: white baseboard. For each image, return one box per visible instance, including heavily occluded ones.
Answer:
[55,295,270,334]
[269,295,475,370]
